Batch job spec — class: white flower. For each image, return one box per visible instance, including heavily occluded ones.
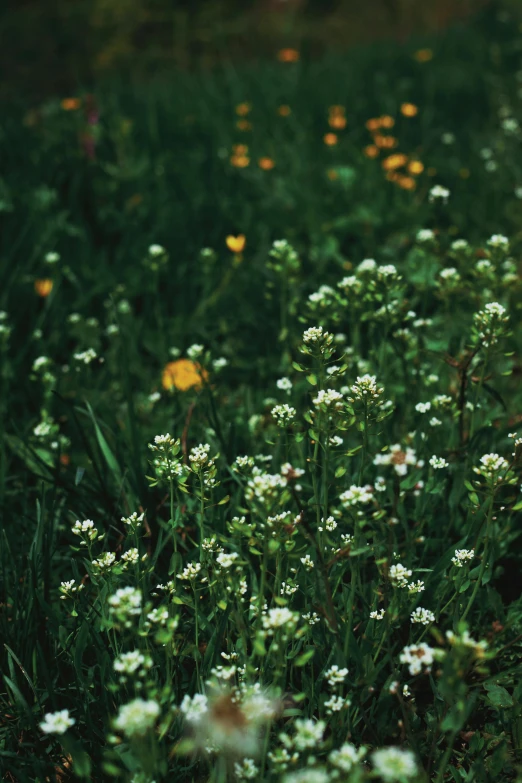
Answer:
[234,758,259,780]
[108,586,142,618]
[371,747,418,781]
[262,607,299,632]
[357,258,377,273]
[324,665,349,687]
[415,402,431,413]
[410,607,435,625]
[177,562,202,581]
[114,650,152,676]
[349,374,383,402]
[40,709,75,735]
[340,484,373,506]
[446,629,487,653]
[73,348,97,365]
[216,552,239,569]
[428,184,450,203]
[400,643,436,675]
[272,403,297,426]
[389,563,412,587]
[277,377,293,394]
[114,699,160,737]
[148,244,166,256]
[180,693,209,723]
[416,229,435,243]
[293,718,325,750]
[312,389,344,410]
[300,554,315,570]
[121,547,141,565]
[45,251,60,264]
[187,343,204,360]
[452,548,474,567]
[370,608,386,620]
[451,238,469,251]
[407,580,425,594]
[429,455,449,470]
[429,417,442,427]
[329,743,366,772]
[324,695,351,714]
[302,326,333,348]
[473,452,509,480]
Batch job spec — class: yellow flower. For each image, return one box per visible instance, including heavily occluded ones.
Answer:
[230,154,250,168]
[364,145,379,158]
[162,359,207,392]
[236,120,252,131]
[408,160,424,175]
[35,279,53,297]
[414,48,433,62]
[277,48,299,63]
[366,118,381,132]
[61,97,81,111]
[380,115,395,129]
[226,235,246,254]
[401,103,418,117]
[382,154,408,171]
[258,157,275,170]
[323,133,338,146]
[278,105,291,117]
[397,175,416,190]
[236,102,252,116]
[329,115,347,129]
[233,144,249,155]
[374,135,397,149]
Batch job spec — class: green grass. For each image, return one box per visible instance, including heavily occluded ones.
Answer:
[3,5,522,782]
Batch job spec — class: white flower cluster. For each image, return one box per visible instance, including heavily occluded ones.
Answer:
[189,443,212,470]
[417,228,435,243]
[429,455,449,470]
[452,548,474,567]
[473,452,509,481]
[329,743,366,773]
[114,650,153,677]
[340,484,373,507]
[400,643,437,675]
[473,302,509,347]
[312,388,344,410]
[272,403,297,426]
[370,609,385,620]
[374,444,423,476]
[39,709,75,735]
[487,234,509,251]
[428,184,450,203]
[446,629,488,654]
[324,665,348,687]
[348,374,383,402]
[371,747,418,781]
[410,607,435,625]
[177,562,202,581]
[389,563,412,587]
[121,511,144,531]
[72,518,98,543]
[113,698,160,737]
[59,579,84,599]
[108,586,142,624]
[301,326,333,353]
[262,607,299,633]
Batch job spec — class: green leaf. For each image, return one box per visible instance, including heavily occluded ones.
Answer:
[294,649,315,667]
[84,401,123,484]
[306,373,317,386]
[484,682,513,708]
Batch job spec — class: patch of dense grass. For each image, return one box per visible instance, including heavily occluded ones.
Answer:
[2,6,522,782]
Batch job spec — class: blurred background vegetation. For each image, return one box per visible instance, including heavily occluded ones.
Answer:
[1,0,497,102]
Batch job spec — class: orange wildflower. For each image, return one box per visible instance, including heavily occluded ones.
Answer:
[414,49,433,62]
[60,454,70,466]
[226,235,246,254]
[408,160,424,175]
[401,103,418,117]
[385,171,401,182]
[61,97,81,111]
[236,120,252,131]
[162,359,207,392]
[235,102,251,116]
[230,155,250,168]
[233,144,249,155]
[374,135,398,149]
[258,157,275,170]
[35,279,53,297]
[323,133,338,146]
[382,154,408,171]
[366,118,381,132]
[364,145,379,158]
[380,115,395,129]
[397,176,416,190]
[329,115,347,129]
[327,169,339,181]
[278,105,291,116]
[278,48,299,63]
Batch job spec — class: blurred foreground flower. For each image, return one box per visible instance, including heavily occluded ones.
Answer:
[162,359,208,392]
[226,235,246,253]
[35,279,53,297]
[61,97,81,111]
[414,48,433,62]
[278,48,299,63]
[258,157,275,170]
[401,103,418,117]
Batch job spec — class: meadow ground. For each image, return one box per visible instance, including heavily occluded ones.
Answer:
[3,4,522,782]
